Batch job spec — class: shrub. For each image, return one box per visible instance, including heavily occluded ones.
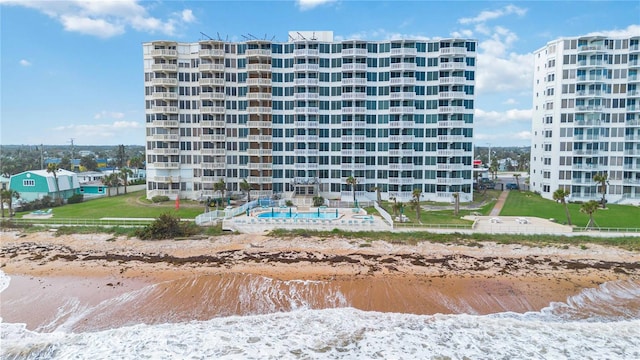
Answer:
[134,213,199,240]
[67,194,84,204]
[151,195,170,203]
[285,200,294,207]
[313,196,325,207]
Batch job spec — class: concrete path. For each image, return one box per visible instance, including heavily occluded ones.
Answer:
[489,190,509,216]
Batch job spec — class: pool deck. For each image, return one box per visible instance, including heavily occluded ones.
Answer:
[223,207,391,233]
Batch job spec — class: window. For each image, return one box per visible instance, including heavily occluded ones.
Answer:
[23,179,35,186]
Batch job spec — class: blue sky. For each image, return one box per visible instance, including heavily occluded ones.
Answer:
[1,0,638,147]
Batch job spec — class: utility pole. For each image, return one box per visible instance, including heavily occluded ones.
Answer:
[69,138,75,159]
[487,142,492,165]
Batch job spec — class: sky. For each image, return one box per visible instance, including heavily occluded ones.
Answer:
[1,1,638,147]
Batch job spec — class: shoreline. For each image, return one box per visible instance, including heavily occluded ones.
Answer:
[2,230,639,331]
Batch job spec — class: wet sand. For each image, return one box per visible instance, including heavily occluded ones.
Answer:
[1,231,639,332]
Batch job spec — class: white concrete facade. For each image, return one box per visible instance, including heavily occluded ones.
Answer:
[143,32,477,203]
[531,35,640,205]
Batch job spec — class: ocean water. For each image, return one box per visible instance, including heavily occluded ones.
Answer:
[1,271,639,359]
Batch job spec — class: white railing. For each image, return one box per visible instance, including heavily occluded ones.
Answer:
[374,201,394,228]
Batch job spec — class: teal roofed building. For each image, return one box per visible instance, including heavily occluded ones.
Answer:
[9,169,80,202]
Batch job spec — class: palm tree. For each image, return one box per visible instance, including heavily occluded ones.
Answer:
[119,168,134,194]
[129,156,144,176]
[593,172,608,209]
[240,179,252,203]
[346,175,357,206]
[1,189,19,218]
[553,188,572,226]
[411,188,422,223]
[513,173,521,190]
[452,192,460,216]
[392,201,404,221]
[46,163,61,205]
[213,179,226,209]
[580,200,600,230]
[101,173,117,197]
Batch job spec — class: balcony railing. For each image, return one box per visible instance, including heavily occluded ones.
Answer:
[151,64,178,71]
[439,47,467,56]
[151,49,177,57]
[246,49,271,57]
[200,92,225,100]
[199,64,225,72]
[246,78,272,86]
[199,78,225,86]
[199,49,225,57]
[293,49,319,57]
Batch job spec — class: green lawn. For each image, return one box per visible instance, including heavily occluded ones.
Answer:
[16,191,204,219]
[500,190,640,229]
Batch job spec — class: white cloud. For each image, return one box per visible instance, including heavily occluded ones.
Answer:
[477,51,534,94]
[180,9,195,23]
[52,121,143,141]
[296,0,336,11]
[1,0,191,38]
[514,131,532,140]
[503,98,518,105]
[585,24,640,38]
[336,28,432,41]
[459,4,526,24]
[94,111,126,120]
[19,59,31,67]
[474,108,532,126]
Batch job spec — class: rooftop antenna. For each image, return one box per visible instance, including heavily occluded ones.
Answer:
[68,138,75,160]
[217,32,222,41]
[248,33,258,40]
[200,32,213,40]
[311,32,317,40]
[270,35,276,41]
[288,33,295,41]
[297,32,307,40]
[241,34,250,41]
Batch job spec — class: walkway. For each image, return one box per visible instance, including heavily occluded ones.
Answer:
[489,190,509,216]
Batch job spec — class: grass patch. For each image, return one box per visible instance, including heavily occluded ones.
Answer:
[500,191,640,228]
[268,228,640,251]
[15,190,203,220]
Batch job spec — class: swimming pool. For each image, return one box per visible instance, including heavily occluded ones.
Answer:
[257,211,338,219]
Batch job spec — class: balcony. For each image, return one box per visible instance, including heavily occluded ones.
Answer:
[389,92,415,100]
[151,49,177,57]
[439,91,466,99]
[625,135,640,141]
[389,135,414,142]
[201,120,226,128]
[247,176,272,183]
[151,78,178,86]
[246,121,272,128]
[437,178,465,185]
[439,62,466,70]
[293,78,319,86]
[294,92,319,100]
[199,64,225,72]
[247,135,272,142]
[247,92,272,100]
[153,176,179,183]
[573,149,600,155]
[390,48,417,56]
[151,148,180,155]
[624,149,640,155]
[201,148,226,155]
[201,134,225,141]
[246,49,271,57]
[247,148,272,156]
[438,120,467,127]
[150,134,179,141]
[151,162,180,169]
[341,92,367,100]
[388,164,414,170]
[387,149,413,156]
[151,120,179,127]
[436,164,466,170]
[152,92,178,100]
[200,92,225,100]
[200,106,225,114]
[293,64,319,72]
[247,106,273,114]
[341,78,367,86]
[294,107,319,114]
[573,134,600,140]
[247,64,271,72]
[341,48,367,56]
[341,107,366,114]
[151,64,178,72]
[389,77,416,85]
[201,162,226,170]
[575,105,604,112]
[199,78,225,86]
[571,164,601,170]
[574,120,601,126]
[246,78,272,86]
[293,49,319,57]
[294,135,319,142]
[578,45,604,52]
[438,106,468,113]
[390,63,416,71]
[342,63,367,71]
[151,106,178,113]
[199,49,225,57]
[439,47,467,56]
[439,76,466,84]
[436,149,468,156]
[437,135,467,142]
[295,121,319,128]
[248,163,272,170]
[388,177,415,185]
[389,106,415,114]
[389,121,414,128]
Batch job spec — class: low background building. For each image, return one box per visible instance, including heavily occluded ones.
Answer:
[9,169,80,202]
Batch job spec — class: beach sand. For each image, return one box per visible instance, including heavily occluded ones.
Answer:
[2,231,639,332]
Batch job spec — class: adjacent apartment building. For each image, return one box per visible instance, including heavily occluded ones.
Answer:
[530,35,640,205]
[143,31,477,203]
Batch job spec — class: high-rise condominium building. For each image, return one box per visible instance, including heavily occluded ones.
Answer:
[143,31,477,203]
[530,35,640,205]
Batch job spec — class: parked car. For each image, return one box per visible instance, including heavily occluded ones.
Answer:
[506,183,519,190]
